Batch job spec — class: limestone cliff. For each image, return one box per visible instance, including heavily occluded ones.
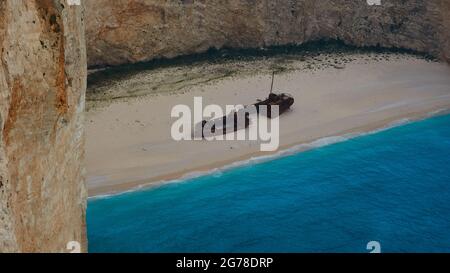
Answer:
[85,0,449,67]
[0,0,87,252]
[442,0,450,62]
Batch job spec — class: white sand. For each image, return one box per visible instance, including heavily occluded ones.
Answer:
[86,56,450,196]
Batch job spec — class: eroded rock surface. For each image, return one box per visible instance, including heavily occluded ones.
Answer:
[86,0,450,67]
[441,0,450,62]
[0,0,87,252]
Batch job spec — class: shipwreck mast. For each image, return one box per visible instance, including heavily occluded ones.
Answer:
[270,71,275,94]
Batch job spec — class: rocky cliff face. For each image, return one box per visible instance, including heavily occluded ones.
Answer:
[442,0,450,62]
[85,0,449,67]
[0,0,87,252]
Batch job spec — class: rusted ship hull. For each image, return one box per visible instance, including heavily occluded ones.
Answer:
[254,93,295,118]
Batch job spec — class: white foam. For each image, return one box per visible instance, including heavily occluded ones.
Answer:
[88,110,448,200]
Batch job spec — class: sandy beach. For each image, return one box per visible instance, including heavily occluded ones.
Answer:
[86,53,450,196]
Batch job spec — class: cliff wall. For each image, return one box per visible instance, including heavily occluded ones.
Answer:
[85,0,450,67]
[0,0,87,252]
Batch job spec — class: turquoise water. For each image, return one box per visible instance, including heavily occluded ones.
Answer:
[87,113,450,253]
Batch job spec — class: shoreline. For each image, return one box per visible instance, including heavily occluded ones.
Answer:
[86,54,450,197]
[88,108,450,198]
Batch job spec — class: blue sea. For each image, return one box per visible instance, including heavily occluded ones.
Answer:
[87,113,450,253]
